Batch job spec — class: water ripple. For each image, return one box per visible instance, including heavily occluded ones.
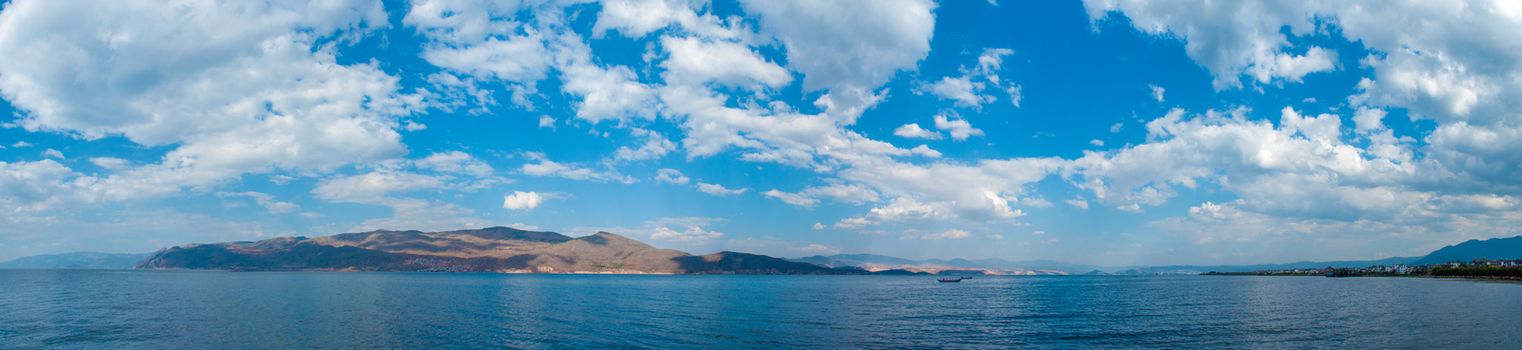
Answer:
[3,272,1522,349]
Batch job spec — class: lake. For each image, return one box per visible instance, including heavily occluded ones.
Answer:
[2,270,1520,349]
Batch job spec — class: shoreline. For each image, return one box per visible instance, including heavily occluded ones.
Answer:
[1204,272,1522,283]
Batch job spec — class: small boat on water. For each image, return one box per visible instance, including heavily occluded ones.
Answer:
[938,277,963,283]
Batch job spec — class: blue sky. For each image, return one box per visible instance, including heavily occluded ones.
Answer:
[2,0,1520,265]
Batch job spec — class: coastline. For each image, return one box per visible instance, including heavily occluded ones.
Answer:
[1203,272,1522,283]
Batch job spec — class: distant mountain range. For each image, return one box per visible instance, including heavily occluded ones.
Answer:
[791,254,1084,275]
[0,252,149,269]
[136,227,857,274]
[8,231,1519,275]
[790,254,1423,275]
[792,235,1522,275]
[1411,236,1522,265]
[1107,256,1422,275]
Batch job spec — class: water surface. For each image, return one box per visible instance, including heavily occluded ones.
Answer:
[2,270,1519,349]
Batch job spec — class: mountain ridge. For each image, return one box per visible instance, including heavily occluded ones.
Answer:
[1411,236,1522,265]
[137,227,856,275]
[0,252,149,269]
[16,233,1518,274]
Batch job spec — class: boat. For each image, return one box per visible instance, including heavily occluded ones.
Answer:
[938,277,963,283]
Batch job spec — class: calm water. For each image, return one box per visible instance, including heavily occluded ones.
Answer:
[2,271,1521,349]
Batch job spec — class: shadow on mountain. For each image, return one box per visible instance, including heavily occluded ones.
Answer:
[673,251,854,275]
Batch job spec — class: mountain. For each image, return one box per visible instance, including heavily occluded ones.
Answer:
[138,227,862,274]
[1412,236,1522,265]
[1116,256,1422,275]
[122,229,1522,275]
[794,253,1432,275]
[675,252,845,274]
[0,252,149,269]
[793,254,1080,275]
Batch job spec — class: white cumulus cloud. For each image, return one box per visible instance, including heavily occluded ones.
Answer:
[502,191,546,211]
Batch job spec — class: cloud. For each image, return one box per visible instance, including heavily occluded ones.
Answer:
[650,225,724,242]
[582,217,727,243]
[922,48,1019,108]
[420,34,549,83]
[833,216,873,229]
[1084,1,1338,89]
[312,171,447,204]
[791,243,839,254]
[1063,104,1522,252]
[502,191,546,210]
[655,168,691,185]
[893,123,942,139]
[838,156,1063,224]
[0,0,416,200]
[613,129,677,162]
[1352,107,1388,134]
[350,199,492,232]
[552,32,662,122]
[743,0,937,121]
[835,197,960,229]
[405,0,546,83]
[763,183,881,208]
[1149,84,1165,102]
[925,76,990,107]
[593,0,734,39]
[648,217,726,242]
[415,151,495,177]
[696,182,747,196]
[424,72,496,115]
[660,82,939,170]
[406,1,662,123]
[660,36,792,89]
[933,114,984,140]
[901,229,972,240]
[89,157,130,171]
[41,149,64,159]
[762,190,819,207]
[217,192,299,214]
[311,171,489,232]
[306,151,503,231]
[0,160,91,217]
[520,153,636,183]
[1086,1,1522,131]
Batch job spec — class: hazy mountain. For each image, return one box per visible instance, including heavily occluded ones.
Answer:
[793,254,1084,275]
[1112,256,1422,275]
[138,227,861,274]
[0,252,150,269]
[1412,236,1522,265]
[796,254,1428,275]
[1127,236,1522,274]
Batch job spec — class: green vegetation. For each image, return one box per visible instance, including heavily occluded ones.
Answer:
[1430,265,1522,279]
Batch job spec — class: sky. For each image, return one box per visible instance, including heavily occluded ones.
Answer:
[2,0,1522,265]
